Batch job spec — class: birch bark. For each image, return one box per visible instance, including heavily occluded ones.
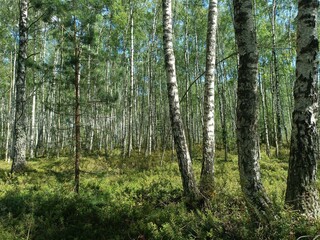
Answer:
[233,0,273,221]
[11,0,28,173]
[200,0,218,200]
[285,0,320,219]
[127,3,134,157]
[162,0,199,205]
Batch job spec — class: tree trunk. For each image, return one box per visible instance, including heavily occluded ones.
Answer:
[200,0,218,201]
[11,0,28,173]
[285,0,320,219]
[127,3,134,157]
[146,23,155,156]
[217,43,229,161]
[122,78,128,158]
[183,0,192,155]
[270,0,282,149]
[259,72,271,157]
[5,46,16,162]
[233,0,273,222]
[218,67,228,162]
[73,14,81,194]
[162,0,199,206]
[194,32,202,145]
[270,63,279,157]
[29,30,38,159]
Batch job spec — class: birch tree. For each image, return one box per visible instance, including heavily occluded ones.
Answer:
[200,0,218,201]
[233,0,273,221]
[162,0,199,206]
[285,0,320,219]
[270,0,282,155]
[11,0,28,173]
[73,12,81,194]
[127,1,134,157]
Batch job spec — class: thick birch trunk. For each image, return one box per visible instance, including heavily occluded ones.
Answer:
[11,0,28,173]
[285,0,320,219]
[233,0,273,221]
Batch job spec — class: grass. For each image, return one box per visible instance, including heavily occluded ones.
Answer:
[0,148,319,239]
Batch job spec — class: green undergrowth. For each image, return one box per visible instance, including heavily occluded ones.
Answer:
[0,148,319,239]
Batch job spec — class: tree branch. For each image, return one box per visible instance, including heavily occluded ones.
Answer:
[180,52,237,103]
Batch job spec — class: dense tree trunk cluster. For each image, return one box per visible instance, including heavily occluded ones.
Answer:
[0,0,318,220]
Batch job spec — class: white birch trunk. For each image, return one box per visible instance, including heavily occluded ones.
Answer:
[200,0,218,200]
[162,0,199,205]
[259,73,270,157]
[29,34,38,159]
[127,3,134,157]
[234,0,273,221]
[285,0,320,219]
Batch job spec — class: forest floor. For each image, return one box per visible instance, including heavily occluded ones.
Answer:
[0,147,319,239]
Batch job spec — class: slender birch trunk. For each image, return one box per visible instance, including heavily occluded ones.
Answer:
[162,0,199,206]
[285,0,320,219]
[57,28,64,157]
[200,0,218,201]
[5,46,16,162]
[11,0,28,173]
[183,0,192,154]
[146,7,158,156]
[194,32,202,145]
[217,69,228,161]
[270,63,279,157]
[271,0,282,149]
[259,73,271,157]
[29,31,38,159]
[127,3,134,157]
[73,13,81,194]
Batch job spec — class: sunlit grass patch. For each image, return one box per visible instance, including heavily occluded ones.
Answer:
[0,148,319,239]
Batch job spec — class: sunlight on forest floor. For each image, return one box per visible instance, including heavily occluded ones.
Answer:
[0,148,319,239]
